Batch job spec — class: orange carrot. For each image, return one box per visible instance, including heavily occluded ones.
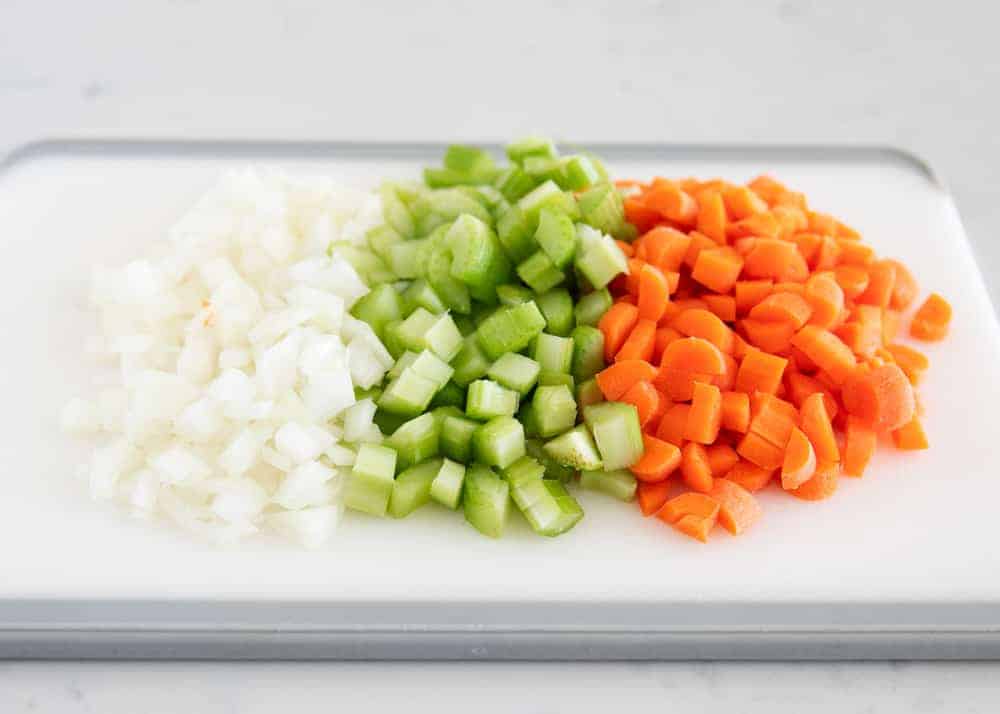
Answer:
[720,391,751,433]
[743,239,809,282]
[725,460,774,492]
[785,372,839,420]
[736,431,785,471]
[858,259,896,308]
[637,263,670,322]
[841,363,915,432]
[683,231,719,270]
[892,417,929,450]
[652,326,682,364]
[637,480,672,516]
[702,294,737,322]
[672,308,735,354]
[615,318,657,362]
[673,513,717,542]
[646,181,697,224]
[735,347,788,395]
[837,239,874,266]
[630,434,683,483]
[741,318,796,353]
[595,359,659,401]
[749,291,813,329]
[598,301,639,361]
[615,240,635,258]
[887,260,919,310]
[910,293,952,341]
[696,190,727,244]
[706,443,740,477]
[749,393,798,449]
[834,264,870,300]
[723,185,768,220]
[790,326,856,385]
[885,343,929,385]
[658,491,721,524]
[656,403,691,446]
[781,426,817,490]
[789,460,839,501]
[843,416,876,477]
[641,226,691,272]
[680,442,714,493]
[799,392,840,463]
[685,382,723,444]
[659,336,727,375]
[734,279,774,315]
[804,272,845,329]
[619,380,662,429]
[708,479,762,535]
[692,247,744,294]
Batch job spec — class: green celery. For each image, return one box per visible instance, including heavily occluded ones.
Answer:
[475,301,547,360]
[496,283,534,307]
[366,224,404,261]
[430,458,467,510]
[496,206,538,263]
[402,278,447,315]
[507,136,557,164]
[344,444,397,517]
[579,469,638,502]
[351,283,404,337]
[440,413,480,463]
[387,239,430,279]
[525,438,575,482]
[529,384,577,438]
[426,248,472,314]
[532,333,575,374]
[574,224,628,289]
[534,207,576,268]
[446,215,511,295]
[463,464,509,538]
[517,180,580,222]
[386,413,440,471]
[473,416,526,470]
[429,380,466,410]
[378,369,439,417]
[577,182,635,240]
[516,251,565,293]
[486,353,541,395]
[537,371,575,389]
[510,477,583,537]
[576,378,605,409]
[543,424,603,471]
[570,325,605,382]
[582,402,644,471]
[451,335,492,386]
[466,379,519,420]
[573,288,613,326]
[535,288,575,337]
[380,183,415,238]
[388,458,443,518]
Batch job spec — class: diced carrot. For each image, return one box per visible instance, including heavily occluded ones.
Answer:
[615,318,657,362]
[656,403,691,446]
[749,392,798,449]
[858,259,896,308]
[645,181,698,224]
[882,309,901,343]
[672,308,735,354]
[683,231,719,270]
[724,460,774,492]
[837,239,874,266]
[804,272,845,329]
[833,264,870,300]
[712,353,738,391]
[747,175,787,205]
[841,363,915,432]
[654,368,714,402]
[696,191,728,244]
[702,294,737,322]
[781,426,817,490]
[658,491,721,523]
[772,205,808,237]
[729,211,779,239]
[659,336,727,375]
[723,185,768,220]
[691,247,744,294]
[720,391,751,433]
[652,326,682,364]
[595,359,659,400]
[741,318,797,353]
[749,291,813,329]
[679,442,714,493]
[598,302,640,361]
[624,196,661,234]
[743,239,810,282]
[910,293,951,341]
[892,417,929,450]
[799,392,840,463]
[788,232,822,265]
[811,235,841,271]
[637,480,673,516]
[637,263,670,322]
[788,460,839,501]
[706,443,739,477]
[836,305,882,359]
[736,431,785,470]
[615,240,635,258]
[624,258,644,297]
[630,434,683,483]
[790,326,856,385]
[641,226,691,272]
[735,347,788,395]
[887,260,919,310]
[734,280,774,315]
[619,380,662,429]
[843,416,877,477]
[885,343,929,385]
[708,479,762,535]
[685,382,722,444]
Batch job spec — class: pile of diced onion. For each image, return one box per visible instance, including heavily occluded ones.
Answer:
[60,169,394,547]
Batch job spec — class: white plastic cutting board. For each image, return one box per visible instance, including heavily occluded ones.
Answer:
[1,141,997,617]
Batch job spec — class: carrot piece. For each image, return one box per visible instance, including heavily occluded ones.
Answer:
[790,326,856,385]
[633,242,648,261]
[598,302,640,361]
[749,292,813,329]
[691,247,744,294]
[798,392,840,463]
[672,308,735,354]
[812,235,841,271]
[772,205,808,237]
[615,240,635,258]
[645,181,697,224]
[720,391,751,433]
[656,403,691,446]
[685,382,723,444]
[673,513,717,542]
[624,258,644,297]
[712,353,738,392]
[683,231,719,270]
[619,380,662,429]
[743,238,810,282]
[882,309,901,343]
[658,491,721,523]
[832,266,869,303]
[807,211,838,235]
[723,185,768,220]
[858,259,896,308]
[595,359,659,401]
[910,293,952,341]
[637,480,673,516]
[804,272,845,329]
[636,263,670,322]
[659,336,727,375]
[841,363,915,432]
[837,239,874,266]
[885,343,929,385]
[788,460,839,501]
[842,416,877,477]
[724,460,774,492]
[728,211,780,239]
[696,190,727,244]
[735,347,788,395]
[749,392,798,449]
[680,442,714,493]
[654,369,714,402]
[892,417,929,451]
[702,294,737,322]
[734,280,774,315]
[652,326,682,364]
[630,434,683,483]
[788,232,822,265]
[886,260,919,310]
[736,431,785,471]
[706,443,739,477]
[740,318,796,353]
[781,426,817,490]
[747,175,787,205]
[836,305,883,359]
[772,281,806,297]
[708,479,762,535]
[624,196,660,235]
[641,227,691,272]
[615,318,657,363]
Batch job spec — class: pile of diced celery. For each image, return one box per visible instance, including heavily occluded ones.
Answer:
[341,138,643,538]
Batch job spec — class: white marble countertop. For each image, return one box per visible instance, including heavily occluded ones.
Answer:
[2,1,999,711]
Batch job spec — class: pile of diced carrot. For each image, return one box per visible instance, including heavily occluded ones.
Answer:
[595,175,952,542]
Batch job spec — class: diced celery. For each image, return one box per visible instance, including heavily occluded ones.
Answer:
[388,458,442,518]
[446,215,511,294]
[487,353,541,395]
[395,308,437,352]
[354,385,382,402]
[453,313,476,336]
[465,184,504,208]
[391,180,428,207]
[380,184,415,238]
[430,380,466,410]
[577,182,634,240]
[444,144,495,174]
[574,224,629,289]
[573,288,613,326]
[432,405,465,426]
[388,351,420,379]
[537,371,575,389]
[396,308,463,362]
[471,300,500,326]
[518,399,540,438]
[344,443,397,517]
[401,279,445,316]
[559,155,602,191]
[496,283,534,307]
[580,469,638,502]
[507,136,557,164]
[510,477,583,536]
[466,379,519,420]
[381,320,407,359]
[529,384,577,438]
[496,206,538,263]
[475,301,547,360]
[516,251,565,293]
[386,413,440,471]
[367,224,405,261]
[440,414,479,462]
[494,166,539,202]
[473,416,526,470]
[373,408,408,436]
[430,458,467,509]
[534,207,576,268]
[387,239,430,279]
[426,248,472,314]
[424,167,475,188]
[423,219,455,250]
[535,288,574,337]
[583,402,644,471]
[351,283,404,337]
[337,246,389,283]
[517,180,580,222]
[378,369,438,417]
[463,464,509,538]
[426,188,493,224]
[451,336,492,386]
[571,325,605,382]
[501,455,546,486]
[532,333,574,374]
[576,378,605,409]
[526,438,575,482]
[543,424,603,471]
[409,350,454,387]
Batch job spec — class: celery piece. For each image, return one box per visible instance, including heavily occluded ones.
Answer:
[386,413,440,471]
[523,156,566,185]
[497,206,538,263]
[396,308,463,362]
[354,385,383,402]
[424,167,474,189]
[576,378,605,409]
[473,416,526,470]
[496,283,534,307]
[426,188,494,225]
[426,248,472,315]
[534,207,576,268]
[344,444,397,517]
[430,458,467,509]
[432,405,465,427]
[518,398,540,438]
[574,224,628,290]
[487,353,541,395]
[378,369,439,417]
[351,283,404,337]
[466,379,519,420]
[440,413,480,463]
[451,335,492,386]
[395,308,438,352]
[507,136,557,164]
[535,288,575,337]
[388,351,420,380]
[422,218,455,250]
[430,380,466,410]
[453,313,476,336]
[582,402,644,471]
[529,384,577,438]
[517,180,580,223]
[373,408,408,436]
[494,166,539,202]
[502,455,546,486]
[367,224,405,261]
[388,239,430,279]
[525,438,575,482]
[537,371,575,389]
[402,278,447,316]
[580,469,637,502]
[380,184,415,238]
[543,424,603,471]
[446,215,511,294]
[391,180,427,207]
[463,464,510,538]
[510,477,584,537]
[532,333,574,374]
[571,325,605,382]
[516,251,566,293]
[444,144,495,174]
[408,350,454,388]
[381,320,406,359]
[465,184,504,208]
[338,246,389,283]
[577,182,633,240]
[574,288,613,327]
[559,155,601,191]
[388,458,442,518]
[475,301,547,360]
